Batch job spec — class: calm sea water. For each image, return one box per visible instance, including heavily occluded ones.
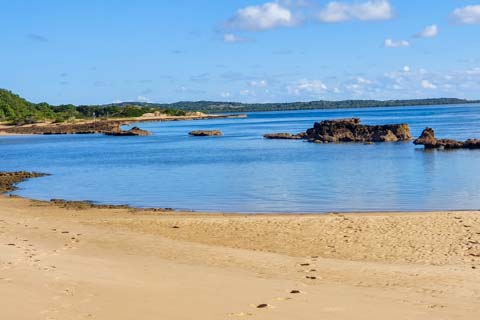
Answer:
[1,104,480,213]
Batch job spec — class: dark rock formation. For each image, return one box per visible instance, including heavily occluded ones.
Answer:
[264,118,412,143]
[189,130,223,137]
[0,171,48,193]
[464,139,480,149]
[414,128,480,149]
[105,127,151,136]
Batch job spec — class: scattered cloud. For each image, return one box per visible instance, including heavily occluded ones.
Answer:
[220,92,231,98]
[226,2,296,31]
[421,80,437,89]
[318,0,393,23]
[248,80,269,88]
[415,24,438,38]
[27,33,48,42]
[384,38,410,48]
[240,89,255,96]
[403,65,411,72]
[223,33,249,43]
[287,79,328,96]
[452,5,480,24]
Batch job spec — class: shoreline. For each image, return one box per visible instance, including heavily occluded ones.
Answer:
[4,171,480,215]
[1,171,480,319]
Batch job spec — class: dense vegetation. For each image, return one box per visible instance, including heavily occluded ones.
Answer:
[1,88,477,124]
[0,89,186,124]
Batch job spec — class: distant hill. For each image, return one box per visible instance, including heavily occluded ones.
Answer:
[103,98,477,113]
[1,88,478,124]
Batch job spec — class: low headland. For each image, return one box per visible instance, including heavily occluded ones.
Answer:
[1,171,479,319]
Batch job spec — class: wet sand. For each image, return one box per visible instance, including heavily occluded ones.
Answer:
[1,195,479,319]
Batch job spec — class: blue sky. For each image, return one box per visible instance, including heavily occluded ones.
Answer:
[1,0,480,104]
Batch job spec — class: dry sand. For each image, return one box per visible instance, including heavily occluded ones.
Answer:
[1,195,479,319]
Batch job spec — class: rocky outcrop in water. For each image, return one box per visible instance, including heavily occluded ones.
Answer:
[264,118,413,143]
[414,128,480,149]
[189,130,223,136]
[105,127,151,136]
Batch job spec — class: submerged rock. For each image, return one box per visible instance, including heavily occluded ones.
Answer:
[189,130,223,136]
[263,132,306,140]
[264,118,412,143]
[0,171,48,193]
[414,128,480,150]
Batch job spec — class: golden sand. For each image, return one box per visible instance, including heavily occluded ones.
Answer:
[1,195,479,319]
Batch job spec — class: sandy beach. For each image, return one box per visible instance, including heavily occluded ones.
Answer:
[1,194,479,320]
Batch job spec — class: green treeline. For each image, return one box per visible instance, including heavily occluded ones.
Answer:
[104,98,477,113]
[0,89,187,125]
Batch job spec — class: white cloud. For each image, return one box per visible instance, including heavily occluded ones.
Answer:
[384,38,410,48]
[240,89,255,96]
[403,65,411,72]
[318,0,393,23]
[220,92,231,98]
[415,24,438,38]
[248,80,269,87]
[287,79,328,96]
[465,67,480,75]
[421,80,437,89]
[223,33,248,43]
[452,5,480,24]
[356,77,372,84]
[227,2,295,31]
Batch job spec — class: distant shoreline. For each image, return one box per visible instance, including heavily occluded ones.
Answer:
[112,98,480,114]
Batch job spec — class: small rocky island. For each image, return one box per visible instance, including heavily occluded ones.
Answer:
[105,126,151,136]
[414,128,480,149]
[264,118,413,143]
[189,130,223,137]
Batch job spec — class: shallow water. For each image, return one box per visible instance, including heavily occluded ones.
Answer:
[1,104,480,213]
